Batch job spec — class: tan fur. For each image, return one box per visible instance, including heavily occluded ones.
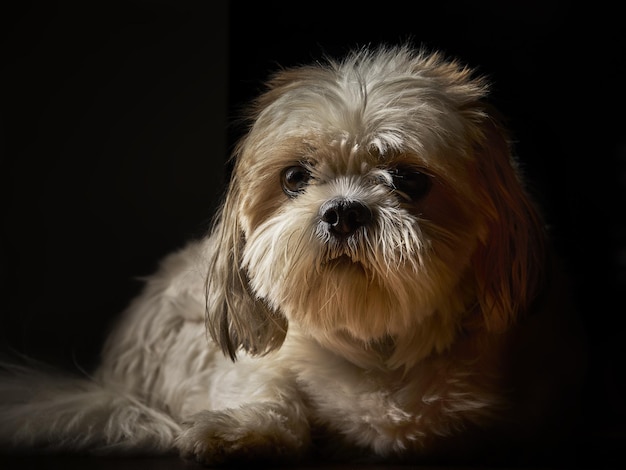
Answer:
[0,44,585,466]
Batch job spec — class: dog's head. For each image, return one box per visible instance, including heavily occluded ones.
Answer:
[206,45,547,366]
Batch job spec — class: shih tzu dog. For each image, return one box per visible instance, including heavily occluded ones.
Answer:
[0,44,585,465]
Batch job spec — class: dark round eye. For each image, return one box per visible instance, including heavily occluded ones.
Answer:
[391,166,431,202]
[281,165,312,197]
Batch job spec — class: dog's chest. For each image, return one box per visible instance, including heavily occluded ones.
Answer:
[284,337,496,451]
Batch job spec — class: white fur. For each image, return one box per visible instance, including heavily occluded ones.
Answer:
[0,45,584,465]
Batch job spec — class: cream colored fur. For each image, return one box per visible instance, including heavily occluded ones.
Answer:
[0,45,585,465]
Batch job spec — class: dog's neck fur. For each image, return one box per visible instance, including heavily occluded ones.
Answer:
[292,309,468,373]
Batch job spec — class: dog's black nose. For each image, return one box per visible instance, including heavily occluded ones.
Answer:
[320,199,372,236]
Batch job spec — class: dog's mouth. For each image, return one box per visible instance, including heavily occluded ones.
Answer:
[328,253,358,264]
[323,253,368,273]
[317,232,375,273]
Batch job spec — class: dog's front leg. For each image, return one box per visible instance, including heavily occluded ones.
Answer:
[177,401,310,465]
[175,357,311,465]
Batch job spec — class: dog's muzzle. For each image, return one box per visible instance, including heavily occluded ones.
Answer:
[320,198,373,238]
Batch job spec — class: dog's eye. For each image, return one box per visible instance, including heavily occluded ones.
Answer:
[282,165,312,197]
[391,166,431,202]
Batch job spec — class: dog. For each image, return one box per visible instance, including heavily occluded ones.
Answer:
[0,44,586,465]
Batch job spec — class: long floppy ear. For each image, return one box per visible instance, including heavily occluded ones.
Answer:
[471,114,548,332]
[204,166,287,360]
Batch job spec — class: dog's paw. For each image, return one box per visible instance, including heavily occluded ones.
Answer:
[176,405,309,466]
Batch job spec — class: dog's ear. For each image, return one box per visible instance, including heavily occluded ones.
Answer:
[471,114,548,332]
[204,170,287,360]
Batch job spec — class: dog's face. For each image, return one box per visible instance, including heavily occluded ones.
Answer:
[208,46,547,364]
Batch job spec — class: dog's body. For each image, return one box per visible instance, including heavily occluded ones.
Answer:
[0,45,585,465]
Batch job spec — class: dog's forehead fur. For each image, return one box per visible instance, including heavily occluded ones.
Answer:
[243,46,490,167]
[231,48,496,237]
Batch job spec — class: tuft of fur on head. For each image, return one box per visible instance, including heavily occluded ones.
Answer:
[205,44,547,368]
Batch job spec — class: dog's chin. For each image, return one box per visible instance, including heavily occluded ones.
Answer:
[248,246,436,345]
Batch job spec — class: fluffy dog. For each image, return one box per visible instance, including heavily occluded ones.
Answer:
[0,44,585,465]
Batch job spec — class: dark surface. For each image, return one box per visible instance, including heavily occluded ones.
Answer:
[0,455,423,470]
[0,455,604,470]
[1,1,625,469]
[0,453,618,470]
[0,455,194,470]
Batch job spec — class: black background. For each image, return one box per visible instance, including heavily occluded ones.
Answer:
[2,0,625,465]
